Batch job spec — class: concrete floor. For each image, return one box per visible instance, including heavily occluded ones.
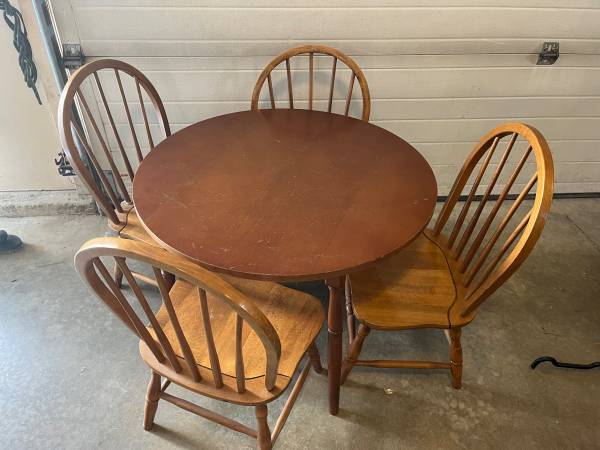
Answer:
[1,198,599,449]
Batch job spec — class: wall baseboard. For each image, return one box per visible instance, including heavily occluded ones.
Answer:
[0,190,96,217]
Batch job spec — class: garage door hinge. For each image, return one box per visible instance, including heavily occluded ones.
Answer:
[62,43,85,70]
[537,42,559,65]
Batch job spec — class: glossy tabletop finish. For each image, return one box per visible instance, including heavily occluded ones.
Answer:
[133,109,437,282]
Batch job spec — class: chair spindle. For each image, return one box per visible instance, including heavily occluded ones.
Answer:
[308,52,314,110]
[285,58,294,109]
[344,72,355,116]
[235,315,246,393]
[153,267,202,381]
[135,78,155,149]
[198,287,223,388]
[267,74,275,109]
[115,69,144,163]
[328,57,337,113]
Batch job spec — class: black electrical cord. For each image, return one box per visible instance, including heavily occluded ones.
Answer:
[1,0,41,104]
[531,356,600,370]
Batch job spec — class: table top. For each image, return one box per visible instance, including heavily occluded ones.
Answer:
[133,109,437,282]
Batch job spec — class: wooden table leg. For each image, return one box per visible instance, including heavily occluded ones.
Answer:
[325,276,344,415]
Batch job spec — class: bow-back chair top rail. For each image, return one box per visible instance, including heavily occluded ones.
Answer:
[75,236,323,403]
[251,45,371,122]
[432,122,554,324]
[58,59,170,227]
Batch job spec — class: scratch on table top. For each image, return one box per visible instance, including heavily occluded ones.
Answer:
[161,192,190,210]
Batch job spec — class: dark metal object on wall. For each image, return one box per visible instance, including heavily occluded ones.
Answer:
[62,43,84,69]
[0,230,22,253]
[537,42,559,65]
[1,0,41,104]
[54,151,75,176]
[531,356,600,370]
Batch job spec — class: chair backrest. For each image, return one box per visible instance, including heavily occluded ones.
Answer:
[58,59,170,227]
[251,45,371,121]
[431,123,554,320]
[75,237,282,392]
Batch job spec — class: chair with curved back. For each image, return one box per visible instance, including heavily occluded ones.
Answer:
[251,45,371,122]
[341,123,554,389]
[58,59,169,248]
[75,237,324,449]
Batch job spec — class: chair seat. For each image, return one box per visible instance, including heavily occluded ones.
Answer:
[142,277,324,403]
[350,232,457,330]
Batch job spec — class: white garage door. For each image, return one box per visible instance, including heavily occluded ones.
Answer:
[51,0,600,194]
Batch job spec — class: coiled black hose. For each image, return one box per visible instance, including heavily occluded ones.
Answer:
[1,0,41,104]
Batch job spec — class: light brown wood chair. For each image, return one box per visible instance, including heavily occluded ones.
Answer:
[58,59,169,249]
[342,123,554,389]
[251,45,371,121]
[75,237,324,449]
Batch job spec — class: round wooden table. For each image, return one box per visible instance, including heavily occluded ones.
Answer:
[134,109,437,415]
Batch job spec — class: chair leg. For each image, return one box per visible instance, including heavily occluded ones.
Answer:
[341,324,371,385]
[307,341,324,374]
[113,261,124,288]
[345,275,355,345]
[143,371,162,431]
[255,405,272,450]
[449,328,463,390]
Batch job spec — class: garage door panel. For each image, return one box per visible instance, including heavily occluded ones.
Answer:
[70,1,600,8]
[102,118,600,150]
[73,7,600,41]
[94,66,600,102]
[89,54,600,72]
[377,117,600,143]
[418,140,600,165]
[432,162,600,194]
[92,97,600,126]
[80,38,600,58]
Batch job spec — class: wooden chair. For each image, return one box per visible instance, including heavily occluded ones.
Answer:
[58,59,169,249]
[75,237,324,449]
[342,123,554,388]
[251,45,371,121]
